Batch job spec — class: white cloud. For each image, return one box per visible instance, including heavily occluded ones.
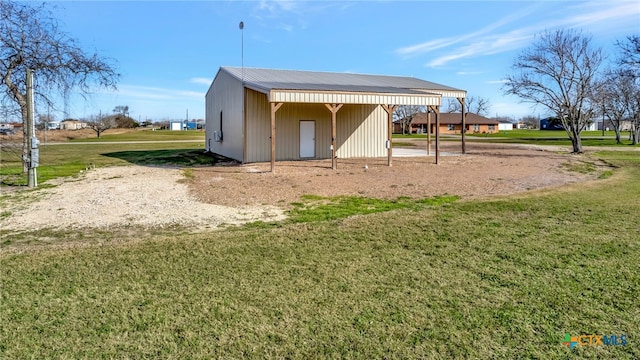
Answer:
[95,85,205,101]
[485,79,508,84]
[252,0,351,31]
[399,1,640,68]
[427,50,475,67]
[278,22,294,32]
[555,1,640,29]
[396,3,542,58]
[190,77,212,85]
[456,71,483,76]
[258,0,298,13]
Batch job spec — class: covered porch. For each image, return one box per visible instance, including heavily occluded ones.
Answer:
[265,88,468,173]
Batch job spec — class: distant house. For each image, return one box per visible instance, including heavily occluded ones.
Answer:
[598,119,632,131]
[540,117,597,131]
[186,119,205,130]
[60,119,86,130]
[169,121,183,131]
[396,112,499,134]
[47,121,61,130]
[498,120,514,131]
[539,117,564,130]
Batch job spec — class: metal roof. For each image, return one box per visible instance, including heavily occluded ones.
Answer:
[219,67,466,104]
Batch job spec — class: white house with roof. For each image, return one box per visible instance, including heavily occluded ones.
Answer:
[205,67,466,171]
[498,120,514,131]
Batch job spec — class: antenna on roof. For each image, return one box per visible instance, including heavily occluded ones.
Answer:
[239,21,244,84]
[239,21,245,132]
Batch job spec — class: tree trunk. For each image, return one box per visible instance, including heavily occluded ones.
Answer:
[614,125,621,144]
[570,127,583,153]
[4,70,29,173]
[570,136,583,153]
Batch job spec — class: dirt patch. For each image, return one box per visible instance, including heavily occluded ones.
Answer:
[1,142,600,232]
[191,142,598,206]
[1,166,285,232]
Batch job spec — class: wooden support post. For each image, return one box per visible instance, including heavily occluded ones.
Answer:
[435,106,440,164]
[429,105,441,165]
[427,110,431,156]
[381,104,397,167]
[458,97,466,154]
[270,102,283,173]
[324,103,343,170]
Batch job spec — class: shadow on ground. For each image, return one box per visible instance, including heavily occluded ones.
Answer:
[103,149,238,167]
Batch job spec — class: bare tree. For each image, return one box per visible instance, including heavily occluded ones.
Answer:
[599,69,637,144]
[1,0,119,172]
[113,105,129,117]
[36,112,55,130]
[504,29,603,153]
[446,96,491,116]
[629,86,640,145]
[622,77,640,144]
[86,114,115,139]
[393,105,424,135]
[616,34,640,78]
[520,115,539,129]
[615,35,640,144]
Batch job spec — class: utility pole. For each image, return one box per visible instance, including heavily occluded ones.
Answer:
[26,69,38,187]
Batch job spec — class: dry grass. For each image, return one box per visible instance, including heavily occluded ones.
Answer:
[2,128,143,143]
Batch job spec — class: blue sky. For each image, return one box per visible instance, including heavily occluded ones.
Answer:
[50,0,639,122]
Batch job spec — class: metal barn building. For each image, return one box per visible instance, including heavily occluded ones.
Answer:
[205,67,466,172]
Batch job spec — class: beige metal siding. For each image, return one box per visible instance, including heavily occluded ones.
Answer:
[245,91,332,162]
[244,89,271,163]
[205,70,244,161]
[336,105,387,158]
[276,103,332,161]
[245,92,385,162]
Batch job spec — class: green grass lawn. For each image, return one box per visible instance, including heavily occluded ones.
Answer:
[394,130,639,147]
[1,149,638,358]
[0,141,209,186]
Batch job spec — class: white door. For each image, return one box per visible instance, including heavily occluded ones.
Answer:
[300,120,315,158]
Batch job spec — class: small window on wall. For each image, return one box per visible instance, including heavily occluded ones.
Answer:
[447,124,455,131]
[488,125,495,131]
[473,124,480,131]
